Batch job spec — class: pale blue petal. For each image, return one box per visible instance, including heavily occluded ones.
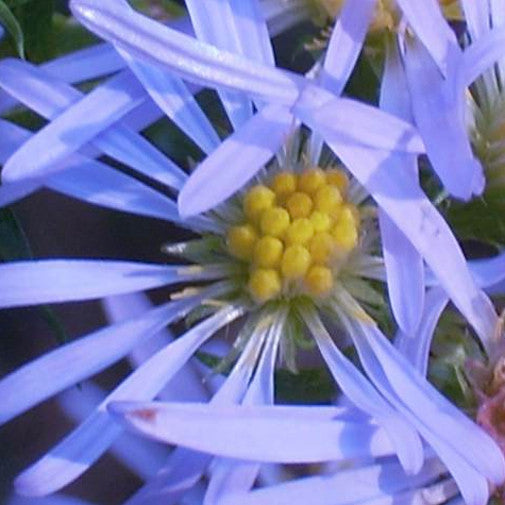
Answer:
[8,495,94,505]
[0,299,193,425]
[15,306,243,496]
[459,0,490,40]
[119,52,221,154]
[348,319,492,505]
[46,157,182,222]
[378,38,424,335]
[185,0,252,128]
[58,382,168,479]
[228,0,275,65]
[217,458,447,505]
[322,140,497,350]
[70,0,302,105]
[109,401,394,462]
[103,293,209,402]
[301,309,423,474]
[294,85,424,154]
[122,335,259,505]
[468,252,505,289]
[261,0,309,35]
[395,287,448,377]
[0,260,223,308]
[0,119,180,219]
[404,36,484,200]
[463,25,505,86]
[356,321,505,486]
[1,68,145,183]
[320,0,375,95]
[395,0,457,75]
[0,60,187,189]
[0,44,124,115]
[379,209,424,335]
[178,104,294,217]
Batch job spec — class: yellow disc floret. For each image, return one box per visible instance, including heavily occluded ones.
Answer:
[248,268,282,302]
[227,224,258,261]
[285,218,315,246]
[305,265,333,297]
[286,192,313,219]
[281,245,311,279]
[227,167,360,303]
[243,185,275,222]
[254,236,283,268]
[271,172,297,199]
[260,207,291,237]
[298,168,326,195]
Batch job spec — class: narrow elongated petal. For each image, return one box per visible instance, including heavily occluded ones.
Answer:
[0,60,186,189]
[348,319,492,505]
[395,0,457,74]
[378,40,424,335]
[356,321,505,486]
[463,26,505,86]
[469,252,505,288]
[185,0,252,128]
[70,0,303,105]
[459,0,490,40]
[178,104,294,216]
[15,306,243,496]
[395,287,448,377]
[122,327,264,505]
[0,119,180,220]
[109,401,394,462]
[217,458,447,505]
[59,382,168,479]
[321,0,375,95]
[1,68,146,182]
[104,293,209,402]
[294,85,424,154]
[0,260,224,308]
[321,140,497,349]
[404,37,484,200]
[302,309,423,474]
[119,52,221,154]
[228,0,275,65]
[0,299,193,425]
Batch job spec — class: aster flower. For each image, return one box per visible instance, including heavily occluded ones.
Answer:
[1,0,504,502]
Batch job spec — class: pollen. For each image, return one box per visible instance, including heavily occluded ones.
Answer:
[227,167,359,303]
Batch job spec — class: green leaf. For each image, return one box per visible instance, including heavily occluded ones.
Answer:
[13,0,54,62]
[0,208,32,260]
[275,368,335,405]
[0,0,24,58]
[446,192,505,247]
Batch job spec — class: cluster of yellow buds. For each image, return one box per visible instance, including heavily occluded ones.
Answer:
[226,167,360,303]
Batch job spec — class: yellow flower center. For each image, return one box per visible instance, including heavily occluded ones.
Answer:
[226,168,360,303]
[306,0,461,30]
